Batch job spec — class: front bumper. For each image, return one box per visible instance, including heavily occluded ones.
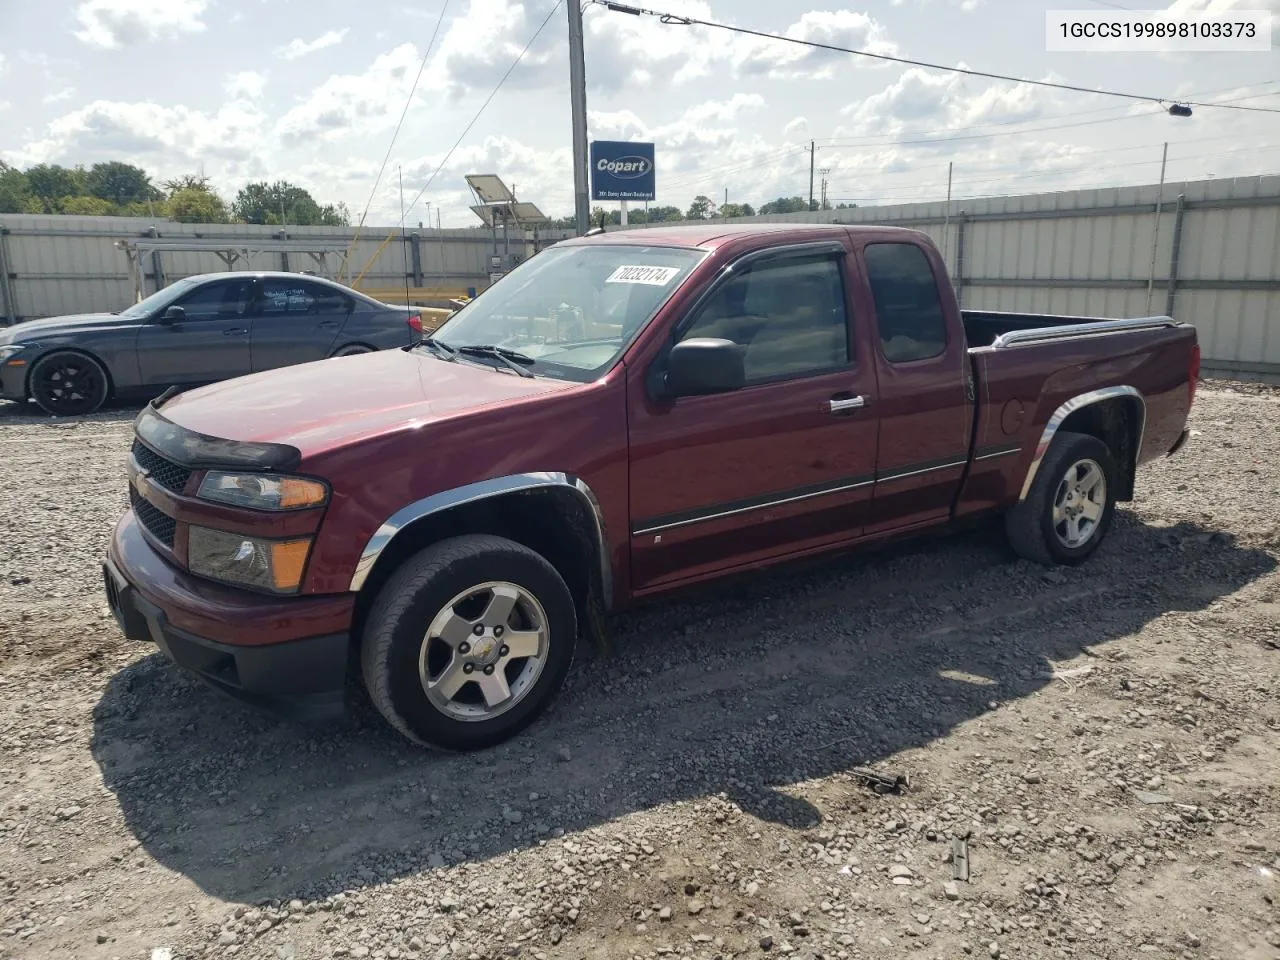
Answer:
[104,511,355,721]
[0,359,27,402]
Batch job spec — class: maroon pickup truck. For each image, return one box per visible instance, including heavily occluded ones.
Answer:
[104,223,1200,750]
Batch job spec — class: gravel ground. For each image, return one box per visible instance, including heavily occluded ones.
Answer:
[3,379,1280,960]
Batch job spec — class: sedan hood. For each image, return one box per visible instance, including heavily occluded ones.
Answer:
[157,347,579,457]
[1,313,124,343]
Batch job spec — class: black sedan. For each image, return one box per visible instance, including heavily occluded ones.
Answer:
[0,272,424,416]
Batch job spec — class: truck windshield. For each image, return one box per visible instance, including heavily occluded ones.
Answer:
[430,244,705,382]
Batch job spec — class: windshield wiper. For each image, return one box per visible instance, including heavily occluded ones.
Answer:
[455,344,536,378]
[416,337,458,362]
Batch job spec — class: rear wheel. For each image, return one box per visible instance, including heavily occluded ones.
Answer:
[331,343,374,357]
[360,534,577,751]
[1005,430,1117,566]
[29,351,109,416]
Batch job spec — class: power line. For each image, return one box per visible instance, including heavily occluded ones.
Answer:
[341,0,451,280]
[400,0,564,225]
[593,0,1280,115]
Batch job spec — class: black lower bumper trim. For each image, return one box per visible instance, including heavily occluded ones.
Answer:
[1167,427,1191,458]
[102,557,348,722]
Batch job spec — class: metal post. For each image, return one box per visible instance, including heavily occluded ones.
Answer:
[148,226,165,293]
[954,213,967,309]
[278,229,290,272]
[0,228,16,324]
[1165,194,1186,318]
[409,232,423,286]
[568,0,591,235]
[942,161,953,266]
[621,200,628,226]
[1145,142,1168,314]
[809,140,815,210]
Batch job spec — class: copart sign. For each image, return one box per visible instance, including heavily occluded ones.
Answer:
[589,140,656,201]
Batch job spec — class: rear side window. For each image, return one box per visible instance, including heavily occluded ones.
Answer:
[864,243,947,363]
[261,280,318,315]
[175,279,254,321]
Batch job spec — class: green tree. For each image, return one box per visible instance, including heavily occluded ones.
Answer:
[686,195,717,220]
[718,202,756,219]
[25,164,87,205]
[233,180,349,226]
[58,195,118,215]
[167,187,230,223]
[0,162,30,214]
[645,206,684,222]
[85,162,160,205]
[162,173,213,196]
[758,196,808,215]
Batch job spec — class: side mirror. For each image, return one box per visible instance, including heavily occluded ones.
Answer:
[159,305,186,324]
[666,337,745,398]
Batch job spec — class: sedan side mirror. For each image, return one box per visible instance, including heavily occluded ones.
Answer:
[159,305,186,324]
[666,337,745,397]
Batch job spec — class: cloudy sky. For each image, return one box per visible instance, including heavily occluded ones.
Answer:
[1,0,1278,227]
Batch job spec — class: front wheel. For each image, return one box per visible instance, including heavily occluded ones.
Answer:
[1005,430,1118,566]
[29,351,109,416]
[359,534,578,751]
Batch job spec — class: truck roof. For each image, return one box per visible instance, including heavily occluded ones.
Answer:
[561,222,928,249]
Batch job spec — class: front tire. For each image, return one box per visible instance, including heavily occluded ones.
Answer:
[360,534,578,751]
[1005,430,1117,566]
[29,351,109,416]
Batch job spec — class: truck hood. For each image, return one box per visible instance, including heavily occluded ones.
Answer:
[157,347,579,456]
[0,313,126,343]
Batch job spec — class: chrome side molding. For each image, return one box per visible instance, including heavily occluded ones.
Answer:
[348,472,613,607]
[991,316,1180,350]
[1018,386,1146,501]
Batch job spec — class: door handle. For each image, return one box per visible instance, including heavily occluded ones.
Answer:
[829,395,867,413]
[318,319,338,328]
[224,327,248,336]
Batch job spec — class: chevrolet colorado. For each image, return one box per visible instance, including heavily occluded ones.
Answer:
[103,223,1200,750]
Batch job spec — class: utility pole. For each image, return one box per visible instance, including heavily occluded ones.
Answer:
[942,161,954,264]
[808,141,815,210]
[568,1,590,235]
[819,168,830,210]
[1146,141,1169,314]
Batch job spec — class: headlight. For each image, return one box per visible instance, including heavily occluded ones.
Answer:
[187,526,313,594]
[197,471,328,511]
[0,344,28,363]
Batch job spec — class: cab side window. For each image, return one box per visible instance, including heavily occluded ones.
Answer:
[678,255,850,383]
[864,243,948,363]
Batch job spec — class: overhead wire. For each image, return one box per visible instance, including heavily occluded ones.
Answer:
[349,0,564,284]
[338,0,451,282]
[592,0,1280,114]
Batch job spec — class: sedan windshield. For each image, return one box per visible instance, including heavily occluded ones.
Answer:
[116,276,201,319]
[431,244,705,382]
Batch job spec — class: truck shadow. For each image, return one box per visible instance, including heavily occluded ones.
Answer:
[89,514,1275,904]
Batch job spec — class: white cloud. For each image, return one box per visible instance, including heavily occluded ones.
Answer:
[43,88,77,104]
[0,102,10,114]
[11,98,268,172]
[423,0,561,99]
[225,71,267,100]
[840,66,1050,132]
[586,1,897,91]
[277,45,423,144]
[784,117,809,136]
[278,29,349,61]
[74,0,207,49]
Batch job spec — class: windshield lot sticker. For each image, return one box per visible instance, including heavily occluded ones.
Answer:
[605,265,682,286]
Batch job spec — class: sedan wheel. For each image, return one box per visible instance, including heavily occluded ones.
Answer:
[332,344,373,357]
[30,351,109,416]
